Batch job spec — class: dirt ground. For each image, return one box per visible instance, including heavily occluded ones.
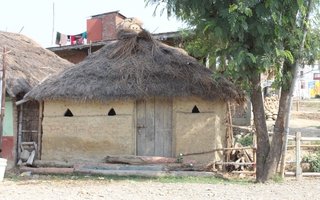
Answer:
[0,100,319,200]
[269,100,320,138]
[1,176,320,200]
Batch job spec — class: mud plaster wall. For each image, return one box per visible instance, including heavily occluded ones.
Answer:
[173,97,227,164]
[42,100,135,163]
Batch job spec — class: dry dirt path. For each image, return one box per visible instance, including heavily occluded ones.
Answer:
[289,112,320,138]
[1,177,320,200]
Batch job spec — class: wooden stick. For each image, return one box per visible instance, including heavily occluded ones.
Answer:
[215,162,255,166]
[74,168,215,177]
[288,136,320,142]
[32,160,74,168]
[285,172,320,176]
[26,150,36,165]
[38,101,43,159]
[287,145,320,148]
[300,137,320,141]
[232,171,255,174]
[183,147,255,156]
[105,155,197,165]
[296,132,302,180]
[20,167,74,174]
[224,124,253,130]
[226,102,233,169]
[18,104,23,159]
[252,127,257,173]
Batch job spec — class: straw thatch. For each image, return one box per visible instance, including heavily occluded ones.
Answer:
[0,31,73,97]
[24,28,245,105]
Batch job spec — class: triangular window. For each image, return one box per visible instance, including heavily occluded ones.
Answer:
[192,105,200,113]
[64,108,73,117]
[108,108,116,116]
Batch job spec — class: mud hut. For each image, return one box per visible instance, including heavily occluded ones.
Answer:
[23,19,245,165]
[0,31,73,168]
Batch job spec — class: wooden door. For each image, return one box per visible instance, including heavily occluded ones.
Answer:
[136,98,172,157]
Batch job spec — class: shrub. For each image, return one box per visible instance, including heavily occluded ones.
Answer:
[302,151,320,172]
[238,135,253,147]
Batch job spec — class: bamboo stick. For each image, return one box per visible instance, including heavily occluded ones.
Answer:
[0,46,7,157]
[226,102,233,168]
[21,130,38,132]
[287,145,320,148]
[224,123,253,130]
[38,101,43,159]
[252,146,257,173]
[300,137,320,141]
[232,171,255,174]
[215,162,256,166]
[295,132,302,181]
[285,172,320,176]
[18,104,23,159]
[183,147,255,156]
[74,168,215,177]
[20,167,74,174]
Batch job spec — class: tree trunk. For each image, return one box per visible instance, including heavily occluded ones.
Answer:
[265,86,290,178]
[263,61,295,179]
[250,74,270,182]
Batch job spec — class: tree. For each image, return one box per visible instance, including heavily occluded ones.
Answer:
[146,0,320,182]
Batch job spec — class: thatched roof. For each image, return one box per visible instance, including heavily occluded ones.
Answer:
[0,31,73,97]
[24,28,245,105]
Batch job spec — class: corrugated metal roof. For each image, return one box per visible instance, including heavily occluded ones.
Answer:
[89,10,126,19]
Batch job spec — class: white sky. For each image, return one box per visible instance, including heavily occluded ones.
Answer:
[0,0,184,48]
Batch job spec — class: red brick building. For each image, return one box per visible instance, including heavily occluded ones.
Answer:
[48,11,180,64]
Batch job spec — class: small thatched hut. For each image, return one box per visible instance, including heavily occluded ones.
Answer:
[0,31,73,168]
[23,20,245,165]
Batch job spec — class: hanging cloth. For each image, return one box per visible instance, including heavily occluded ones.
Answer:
[71,35,75,45]
[82,31,87,39]
[55,32,61,45]
[59,33,67,46]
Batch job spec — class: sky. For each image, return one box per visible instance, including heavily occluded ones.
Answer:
[0,0,185,48]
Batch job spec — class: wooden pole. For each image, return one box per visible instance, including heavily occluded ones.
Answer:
[253,147,257,173]
[37,101,43,159]
[183,146,255,156]
[226,102,233,170]
[0,46,7,157]
[215,162,256,166]
[287,145,320,148]
[224,124,253,131]
[18,104,23,159]
[285,172,320,176]
[51,3,55,46]
[295,132,302,180]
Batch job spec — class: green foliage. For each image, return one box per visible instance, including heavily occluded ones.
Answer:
[237,135,253,147]
[271,173,284,182]
[302,151,320,172]
[147,0,320,93]
[177,153,183,163]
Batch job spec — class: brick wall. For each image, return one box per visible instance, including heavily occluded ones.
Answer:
[102,13,125,40]
[60,52,88,64]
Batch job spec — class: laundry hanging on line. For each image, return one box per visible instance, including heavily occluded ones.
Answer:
[55,31,87,46]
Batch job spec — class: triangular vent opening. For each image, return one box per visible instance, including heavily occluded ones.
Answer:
[192,105,200,113]
[108,108,116,116]
[64,108,73,117]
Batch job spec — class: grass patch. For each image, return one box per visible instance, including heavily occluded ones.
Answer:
[271,174,284,182]
[5,172,253,185]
